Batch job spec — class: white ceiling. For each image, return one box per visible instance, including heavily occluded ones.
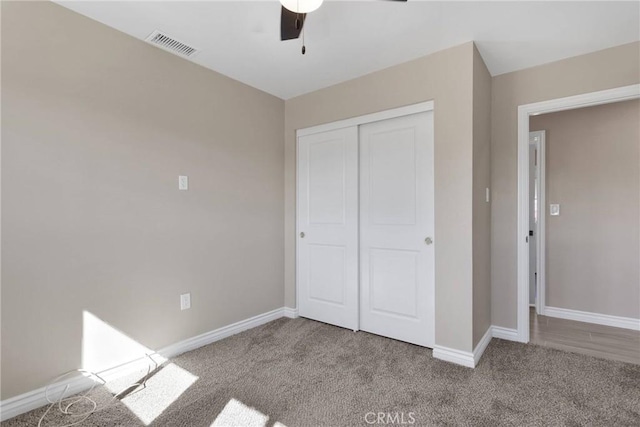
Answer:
[56,1,639,100]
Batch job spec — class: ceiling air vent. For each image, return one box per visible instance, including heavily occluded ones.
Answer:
[145,30,199,58]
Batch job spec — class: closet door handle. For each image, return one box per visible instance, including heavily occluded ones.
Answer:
[300,232,305,238]
[424,237,433,245]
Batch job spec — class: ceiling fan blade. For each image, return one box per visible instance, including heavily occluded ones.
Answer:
[281,6,306,41]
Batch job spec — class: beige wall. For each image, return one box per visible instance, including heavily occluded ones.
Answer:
[285,42,477,352]
[1,1,284,399]
[491,42,640,329]
[472,46,492,347]
[530,100,640,318]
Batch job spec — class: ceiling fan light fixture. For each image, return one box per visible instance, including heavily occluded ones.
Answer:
[280,0,324,14]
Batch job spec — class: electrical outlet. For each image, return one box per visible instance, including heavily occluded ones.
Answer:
[179,175,188,190]
[180,293,191,310]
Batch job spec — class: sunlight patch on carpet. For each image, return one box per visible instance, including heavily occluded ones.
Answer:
[116,363,198,425]
[211,398,274,427]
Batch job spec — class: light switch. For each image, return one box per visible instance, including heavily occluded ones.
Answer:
[179,175,188,190]
[486,188,490,203]
[550,204,560,216]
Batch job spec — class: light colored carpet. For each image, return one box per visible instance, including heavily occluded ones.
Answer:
[3,317,640,426]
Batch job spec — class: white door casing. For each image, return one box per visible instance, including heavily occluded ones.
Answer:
[528,140,537,306]
[297,127,359,330]
[359,112,435,347]
[531,130,546,315]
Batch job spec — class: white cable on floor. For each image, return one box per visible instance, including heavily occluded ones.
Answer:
[38,355,157,427]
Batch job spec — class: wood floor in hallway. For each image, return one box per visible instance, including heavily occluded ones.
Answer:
[530,307,640,364]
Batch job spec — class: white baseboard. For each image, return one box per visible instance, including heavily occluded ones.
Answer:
[0,353,166,423]
[433,346,475,368]
[491,325,520,341]
[283,307,299,319]
[0,307,287,422]
[433,326,493,369]
[473,327,492,366]
[158,307,284,358]
[0,375,95,423]
[543,306,640,331]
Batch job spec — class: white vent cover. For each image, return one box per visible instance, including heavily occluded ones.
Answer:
[145,30,199,57]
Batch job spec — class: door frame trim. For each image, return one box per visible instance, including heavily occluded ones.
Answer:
[529,130,546,316]
[516,84,640,343]
[295,100,435,328]
[296,101,434,138]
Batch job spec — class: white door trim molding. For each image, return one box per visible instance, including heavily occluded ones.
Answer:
[529,130,546,316]
[543,306,640,331]
[296,101,434,137]
[516,84,640,343]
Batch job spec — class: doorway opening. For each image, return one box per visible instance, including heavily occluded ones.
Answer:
[524,99,640,364]
[516,84,640,344]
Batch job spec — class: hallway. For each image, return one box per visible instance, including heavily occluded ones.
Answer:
[530,307,640,364]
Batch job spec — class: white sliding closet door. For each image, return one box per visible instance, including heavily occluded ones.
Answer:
[297,127,359,330]
[359,112,435,347]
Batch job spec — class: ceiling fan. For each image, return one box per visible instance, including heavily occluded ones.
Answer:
[280,0,407,54]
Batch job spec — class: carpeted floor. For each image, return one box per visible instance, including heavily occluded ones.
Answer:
[4,317,640,426]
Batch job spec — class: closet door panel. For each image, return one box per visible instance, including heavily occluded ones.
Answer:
[369,130,417,226]
[360,112,435,347]
[297,127,359,330]
[370,248,419,318]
